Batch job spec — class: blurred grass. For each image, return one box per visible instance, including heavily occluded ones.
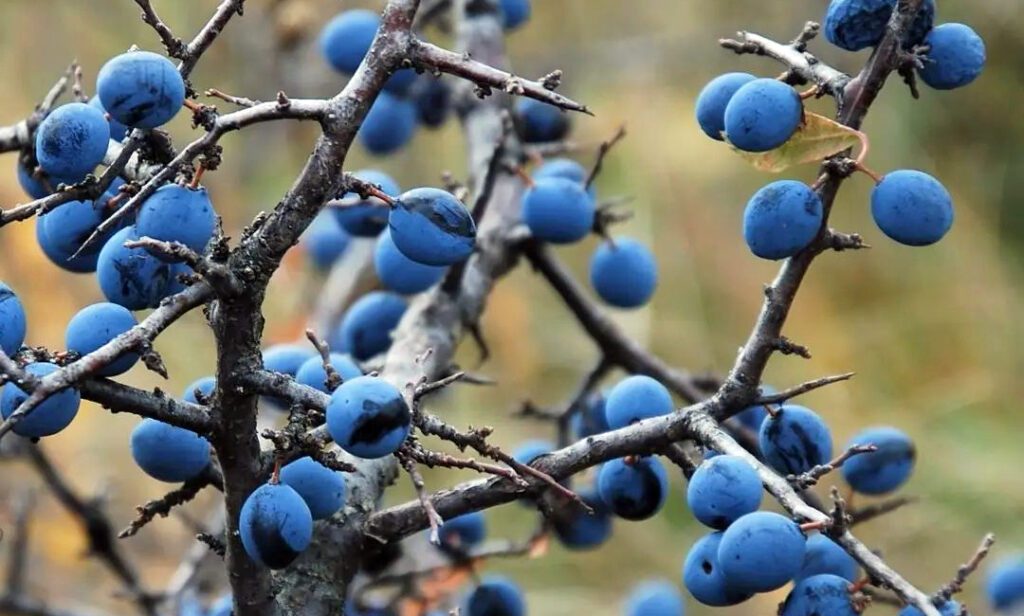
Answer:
[0,0,1022,614]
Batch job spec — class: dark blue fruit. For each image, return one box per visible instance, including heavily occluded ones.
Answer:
[743,180,823,260]
[295,353,362,393]
[136,184,217,258]
[733,385,775,432]
[516,98,570,144]
[512,439,552,465]
[37,178,128,273]
[781,574,859,616]
[499,0,531,30]
[389,188,476,266]
[825,0,935,51]
[326,376,411,458]
[522,177,595,244]
[65,302,139,376]
[35,102,109,181]
[571,393,610,440]
[319,10,379,75]
[682,531,753,606]
[898,601,963,616]
[96,51,185,129]
[759,404,834,475]
[262,344,317,379]
[589,237,658,308]
[96,226,178,310]
[871,170,953,246]
[841,426,915,495]
[596,456,669,521]
[334,170,401,237]
[129,418,210,482]
[359,93,417,155]
[0,362,80,437]
[718,511,806,593]
[336,292,407,361]
[624,580,684,616]
[464,575,525,616]
[239,483,313,569]
[438,511,486,549]
[0,282,27,357]
[604,375,674,430]
[302,212,351,271]
[687,454,763,529]
[919,24,986,90]
[279,456,346,520]
[412,76,452,128]
[374,228,446,295]
[797,534,859,583]
[724,79,802,152]
[986,555,1024,612]
[183,376,216,404]
[696,72,756,141]
[532,158,589,188]
[18,161,50,199]
[552,488,612,550]
[89,96,127,142]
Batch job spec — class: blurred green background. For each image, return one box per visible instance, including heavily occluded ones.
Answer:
[0,0,1022,614]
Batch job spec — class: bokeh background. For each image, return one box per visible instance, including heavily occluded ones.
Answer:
[0,0,1022,614]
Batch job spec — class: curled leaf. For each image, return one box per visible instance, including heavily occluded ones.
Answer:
[730,112,864,173]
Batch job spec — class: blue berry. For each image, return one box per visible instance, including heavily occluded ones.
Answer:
[871,170,953,246]
[295,353,362,393]
[589,237,658,308]
[96,226,178,310]
[781,574,859,616]
[718,511,806,593]
[919,23,986,90]
[319,10,379,75]
[182,376,216,404]
[797,534,859,583]
[723,79,802,152]
[302,213,351,271]
[499,0,531,30]
[239,482,313,569]
[334,170,401,237]
[359,92,417,155]
[412,76,452,128]
[438,511,486,549]
[682,531,753,607]
[374,228,446,294]
[389,188,476,266]
[35,102,109,181]
[899,601,963,616]
[89,96,127,142]
[65,302,139,376]
[464,576,525,616]
[522,177,595,244]
[512,439,553,465]
[516,98,570,144]
[759,404,834,475]
[624,580,685,616]
[326,376,411,458]
[986,555,1024,612]
[336,291,407,361]
[604,375,674,430]
[263,344,317,379]
[37,179,128,273]
[825,0,935,51]
[695,72,756,141]
[0,282,27,357]
[130,418,210,482]
[597,456,669,521]
[841,426,915,495]
[97,51,185,129]
[571,393,610,440]
[687,454,762,529]
[533,158,589,186]
[136,184,217,258]
[743,181,823,260]
[733,386,775,433]
[17,161,49,199]
[279,456,346,520]
[552,488,612,550]
[0,362,80,437]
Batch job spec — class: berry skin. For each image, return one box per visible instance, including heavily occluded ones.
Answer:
[89,96,127,142]
[65,302,139,376]
[0,282,27,357]
[682,531,753,607]
[37,178,128,273]
[552,488,613,550]
[326,376,411,459]
[596,456,669,521]
[522,177,596,244]
[334,170,401,237]
[96,226,178,310]
[438,511,487,550]
[129,418,210,482]
[0,362,80,438]
[733,385,775,433]
[624,580,685,616]
[571,392,610,440]
[759,404,834,475]
[781,574,859,616]
[898,601,963,616]
[359,92,417,155]
[239,483,313,569]
[512,439,553,465]
[34,102,110,181]
[136,184,217,259]
[374,229,446,295]
[389,188,477,266]
[686,454,763,530]
[279,456,346,520]
[516,98,570,144]
[295,353,362,393]
[825,0,935,52]
[302,212,350,270]
[589,237,658,308]
[723,79,803,152]
[412,76,452,128]
[718,511,807,593]
[336,291,407,361]
[533,158,589,187]
[743,181,823,260]
[841,426,916,495]
[919,23,986,90]
[96,51,185,129]
[183,376,216,404]
[499,0,531,30]
[986,555,1024,612]
[604,375,674,430]
[797,534,859,583]
[464,575,526,616]
[871,170,953,246]
[18,161,50,199]
[263,345,317,379]
[695,72,756,141]
[320,10,379,74]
